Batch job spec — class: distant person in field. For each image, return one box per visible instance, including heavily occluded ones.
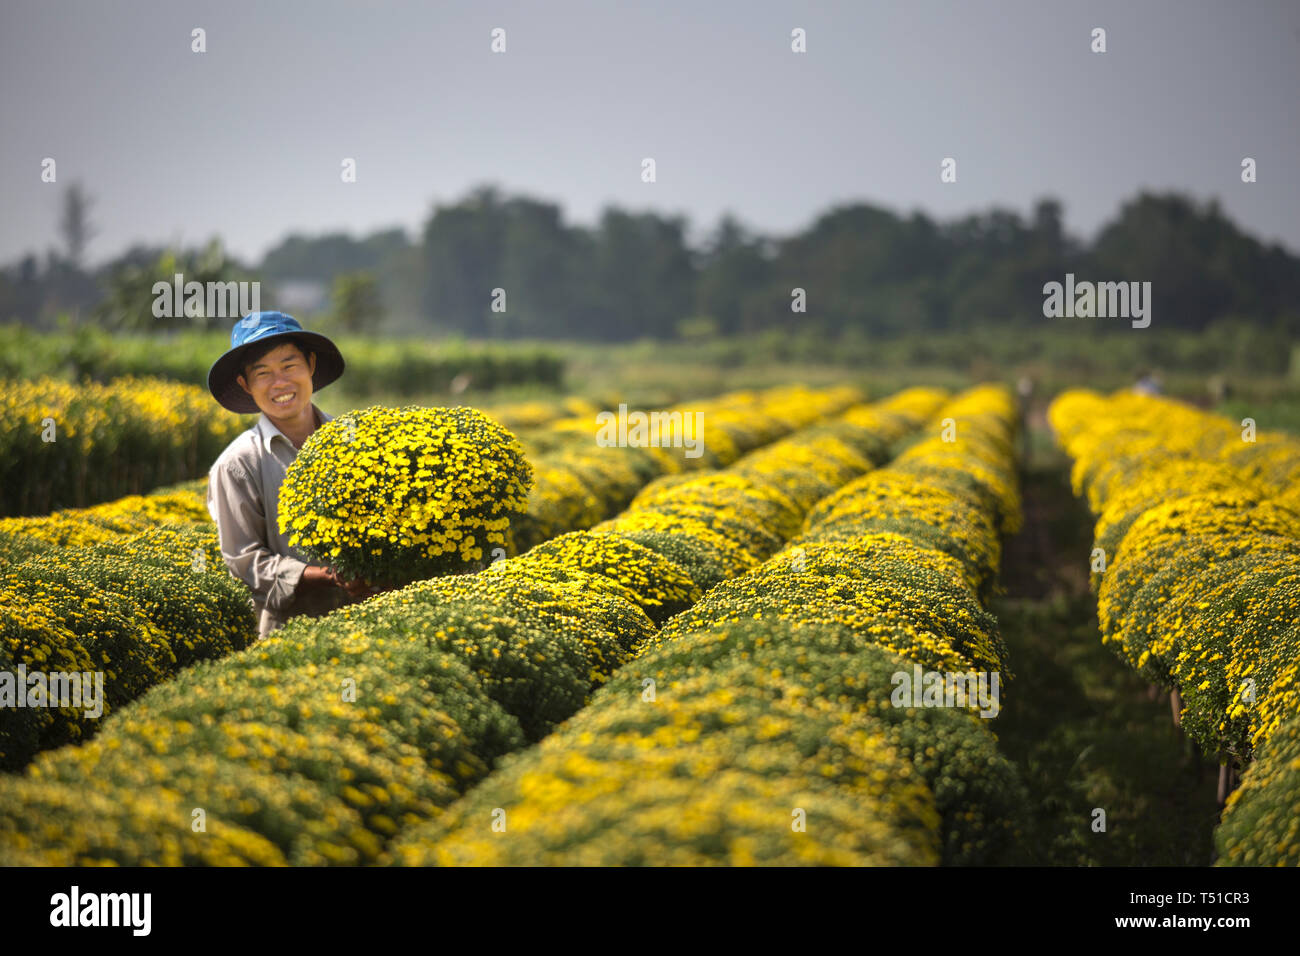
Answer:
[1133,369,1163,396]
[1015,374,1034,461]
[205,311,375,641]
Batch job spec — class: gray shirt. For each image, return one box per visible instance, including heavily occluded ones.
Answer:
[206,403,348,639]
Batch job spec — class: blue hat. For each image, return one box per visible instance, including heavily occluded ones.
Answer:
[207,311,345,414]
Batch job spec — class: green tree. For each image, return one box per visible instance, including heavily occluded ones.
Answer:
[95,238,255,333]
[330,271,384,333]
[59,181,97,269]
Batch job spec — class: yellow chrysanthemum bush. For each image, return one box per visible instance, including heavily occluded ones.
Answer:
[3,551,671,865]
[655,535,1004,675]
[1049,388,1300,866]
[1051,390,1300,752]
[587,387,950,595]
[331,585,627,741]
[0,617,517,865]
[801,385,1021,598]
[0,590,95,771]
[1095,494,1300,755]
[508,384,865,550]
[596,385,1025,864]
[278,405,533,585]
[498,530,701,626]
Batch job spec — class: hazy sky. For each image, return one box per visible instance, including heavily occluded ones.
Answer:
[2,0,1298,269]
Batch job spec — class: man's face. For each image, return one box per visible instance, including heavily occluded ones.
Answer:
[237,342,317,421]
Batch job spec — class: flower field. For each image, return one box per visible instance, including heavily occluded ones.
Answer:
[0,384,874,775]
[0,384,859,566]
[387,385,1027,865]
[0,325,565,401]
[0,477,214,565]
[2,376,1293,869]
[7,0,1297,899]
[0,385,966,864]
[1049,389,1300,866]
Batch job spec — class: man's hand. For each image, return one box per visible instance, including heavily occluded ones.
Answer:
[334,572,375,600]
[302,564,377,599]
[300,565,336,587]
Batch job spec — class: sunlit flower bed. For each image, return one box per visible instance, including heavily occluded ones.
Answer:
[0,377,246,517]
[390,386,1026,866]
[0,386,929,865]
[0,524,256,770]
[0,479,211,568]
[0,385,862,776]
[1049,388,1300,867]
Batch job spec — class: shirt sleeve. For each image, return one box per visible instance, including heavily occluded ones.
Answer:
[207,456,308,614]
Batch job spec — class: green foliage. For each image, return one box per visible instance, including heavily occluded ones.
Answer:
[330,271,384,333]
[0,324,565,396]
[95,239,255,333]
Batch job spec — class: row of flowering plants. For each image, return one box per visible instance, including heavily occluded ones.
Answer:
[0,376,248,517]
[508,385,866,550]
[0,524,257,770]
[274,386,869,585]
[1048,389,1300,866]
[0,477,211,569]
[478,395,603,431]
[0,387,937,864]
[383,385,1028,866]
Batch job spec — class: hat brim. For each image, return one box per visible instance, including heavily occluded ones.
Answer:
[208,331,345,414]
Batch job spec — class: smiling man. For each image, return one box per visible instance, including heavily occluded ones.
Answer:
[205,311,373,640]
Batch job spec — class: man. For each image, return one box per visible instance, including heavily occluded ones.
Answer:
[205,310,373,641]
[1133,368,1163,396]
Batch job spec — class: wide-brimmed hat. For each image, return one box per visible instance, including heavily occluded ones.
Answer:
[208,311,345,414]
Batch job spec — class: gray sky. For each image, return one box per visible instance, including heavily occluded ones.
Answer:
[2,0,1298,268]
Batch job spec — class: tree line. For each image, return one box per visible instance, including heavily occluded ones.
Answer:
[3,183,1298,339]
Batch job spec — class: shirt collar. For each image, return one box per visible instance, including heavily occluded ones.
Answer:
[255,404,333,455]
